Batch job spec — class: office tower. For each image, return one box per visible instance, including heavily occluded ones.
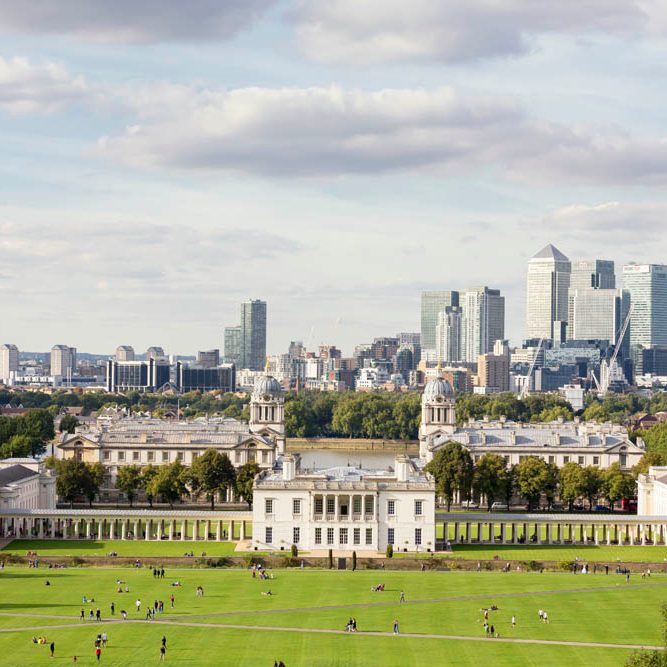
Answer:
[567,259,615,330]
[288,341,304,360]
[197,349,220,368]
[569,288,629,345]
[0,344,19,383]
[146,346,165,360]
[526,244,571,341]
[51,345,77,377]
[115,345,135,361]
[623,264,667,348]
[435,307,462,363]
[176,361,235,392]
[240,299,267,371]
[460,287,505,362]
[477,345,510,392]
[106,358,170,392]
[421,291,459,352]
[224,326,242,365]
[398,332,420,347]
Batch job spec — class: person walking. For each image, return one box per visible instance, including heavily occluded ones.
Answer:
[170,594,175,609]
[399,591,406,604]
[511,615,516,628]
[136,599,141,612]
[101,632,107,647]
[160,645,166,661]
[96,608,101,622]
[393,619,399,635]
[95,647,101,662]
[543,611,549,624]
[50,641,55,658]
[162,636,167,649]
[110,602,115,615]
[80,609,84,621]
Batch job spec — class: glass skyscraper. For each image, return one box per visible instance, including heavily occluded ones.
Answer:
[240,299,267,371]
[421,291,459,353]
[623,264,667,348]
[460,286,505,362]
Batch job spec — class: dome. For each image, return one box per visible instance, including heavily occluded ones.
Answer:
[422,377,454,402]
[252,375,283,400]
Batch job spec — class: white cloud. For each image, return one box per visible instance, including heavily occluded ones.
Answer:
[0,0,274,42]
[294,0,658,65]
[95,83,667,185]
[0,56,86,113]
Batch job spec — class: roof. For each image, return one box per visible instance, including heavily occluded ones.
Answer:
[532,244,569,262]
[0,465,38,486]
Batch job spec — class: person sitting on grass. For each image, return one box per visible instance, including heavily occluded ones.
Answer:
[261,590,273,596]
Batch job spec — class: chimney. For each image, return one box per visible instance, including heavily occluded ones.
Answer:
[395,455,410,482]
[282,454,296,482]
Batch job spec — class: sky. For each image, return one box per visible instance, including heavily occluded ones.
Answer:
[2,0,667,356]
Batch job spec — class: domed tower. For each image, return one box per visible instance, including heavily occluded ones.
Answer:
[418,376,456,459]
[249,375,285,453]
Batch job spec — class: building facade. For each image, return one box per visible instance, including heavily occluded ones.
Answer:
[569,288,629,346]
[0,459,56,510]
[50,345,77,378]
[435,307,462,363]
[115,345,135,361]
[240,299,267,371]
[253,454,435,553]
[421,291,459,354]
[623,264,667,348]
[106,358,171,392]
[461,287,505,362]
[0,344,19,384]
[175,362,235,392]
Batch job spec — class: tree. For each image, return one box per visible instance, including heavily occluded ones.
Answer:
[190,449,236,510]
[559,462,584,511]
[284,399,316,438]
[83,463,105,508]
[424,441,473,511]
[603,462,636,510]
[516,456,549,510]
[116,465,142,507]
[54,459,88,508]
[639,422,667,459]
[59,415,80,434]
[15,409,55,455]
[625,602,667,666]
[473,454,507,510]
[0,434,33,459]
[581,465,603,509]
[331,395,364,438]
[544,462,560,509]
[634,451,666,477]
[151,462,188,508]
[235,462,261,507]
[140,465,159,507]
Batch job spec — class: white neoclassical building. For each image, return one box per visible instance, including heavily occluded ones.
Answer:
[252,454,436,554]
[418,377,644,470]
[0,458,56,510]
[56,375,285,500]
[638,467,667,515]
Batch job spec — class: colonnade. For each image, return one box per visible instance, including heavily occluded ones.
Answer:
[0,510,252,542]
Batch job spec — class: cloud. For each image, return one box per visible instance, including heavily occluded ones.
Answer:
[294,0,658,65]
[0,0,275,42]
[0,56,86,113]
[96,83,667,185]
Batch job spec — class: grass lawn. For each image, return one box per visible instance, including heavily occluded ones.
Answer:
[1,540,240,557]
[0,567,662,665]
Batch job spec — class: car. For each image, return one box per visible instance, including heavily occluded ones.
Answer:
[461,500,479,510]
[490,502,509,511]
[550,503,564,511]
[594,505,611,512]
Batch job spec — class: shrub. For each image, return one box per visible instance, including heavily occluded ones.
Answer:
[352,551,357,571]
[386,544,393,559]
[559,560,576,572]
[328,549,333,569]
[291,544,298,558]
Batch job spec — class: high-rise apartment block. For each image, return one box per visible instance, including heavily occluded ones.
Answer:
[526,244,571,341]
[115,345,135,361]
[50,345,77,377]
[435,307,462,363]
[0,344,19,383]
[461,287,505,362]
[197,349,220,368]
[623,264,667,348]
[146,346,165,360]
[421,291,459,353]
[240,299,267,371]
[477,341,510,392]
[224,326,242,365]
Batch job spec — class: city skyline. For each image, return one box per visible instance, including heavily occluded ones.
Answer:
[2,4,667,353]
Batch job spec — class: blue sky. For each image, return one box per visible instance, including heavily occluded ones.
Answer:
[2,0,667,356]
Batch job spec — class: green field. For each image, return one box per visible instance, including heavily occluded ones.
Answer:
[0,566,663,665]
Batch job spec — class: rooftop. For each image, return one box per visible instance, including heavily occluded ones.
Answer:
[531,243,569,262]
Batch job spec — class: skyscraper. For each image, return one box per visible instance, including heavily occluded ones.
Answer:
[569,288,629,346]
[0,344,19,383]
[421,291,459,353]
[526,244,571,341]
[623,264,667,348]
[435,307,462,363]
[50,345,76,377]
[115,345,135,361]
[460,287,505,362]
[224,326,242,366]
[240,299,267,371]
[567,259,615,328]
[197,349,220,368]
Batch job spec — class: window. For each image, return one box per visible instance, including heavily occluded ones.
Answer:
[387,528,395,545]
[147,451,155,462]
[103,451,111,461]
[315,528,322,545]
[326,497,335,515]
[339,528,348,544]
[415,528,422,545]
[192,452,199,461]
[293,527,300,544]
[503,455,510,464]
[387,500,396,516]
[548,456,555,464]
[176,451,184,462]
[133,451,140,461]
[365,528,372,545]
[353,528,361,545]
[415,500,423,516]
[293,499,301,515]
[314,497,323,514]
[327,528,334,545]
[365,496,374,515]
[353,497,362,514]
[265,499,274,515]
[563,456,570,464]
[265,527,273,544]
[593,456,600,465]
[117,451,125,462]
[162,451,169,463]
[262,451,269,463]
[578,456,585,465]
[235,451,241,463]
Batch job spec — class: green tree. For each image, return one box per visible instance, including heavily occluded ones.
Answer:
[52,458,94,508]
[190,449,236,510]
[392,394,421,439]
[424,441,473,511]
[83,462,105,508]
[0,434,33,458]
[235,462,261,507]
[602,462,636,510]
[15,409,55,455]
[516,456,549,510]
[559,461,584,511]
[284,399,316,437]
[639,422,667,459]
[151,462,188,508]
[331,395,364,437]
[140,464,159,508]
[59,415,80,434]
[633,451,666,477]
[544,462,560,509]
[116,465,142,507]
[472,453,508,510]
[581,465,603,509]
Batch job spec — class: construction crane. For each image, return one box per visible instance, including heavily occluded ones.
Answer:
[598,304,634,396]
[519,337,544,400]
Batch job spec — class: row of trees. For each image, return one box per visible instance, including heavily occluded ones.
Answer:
[424,441,637,511]
[48,450,261,509]
[0,409,55,458]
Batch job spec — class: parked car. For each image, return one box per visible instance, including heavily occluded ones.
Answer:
[594,505,611,512]
[490,502,509,511]
[550,503,564,511]
[461,500,479,510]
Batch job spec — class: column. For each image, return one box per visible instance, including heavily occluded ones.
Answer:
[50,519,56,538]
[86,520,91,539]
[641,524,646,546]
[511,522,518,544]
[205,520,211,541]
[501,523,507,544]
[109,520,115,540]
[98,521,104,540]
[443,522,449,546]
[156,520,163,541]
[465,523,471,543]
[240,521,246,540]
[654,525,660,546]
[228,520,235,541]
[594,525,599,545]
[181,520,187,541]
[38,518,44,539]
[121,522,127,540]
[168,521,174,541]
